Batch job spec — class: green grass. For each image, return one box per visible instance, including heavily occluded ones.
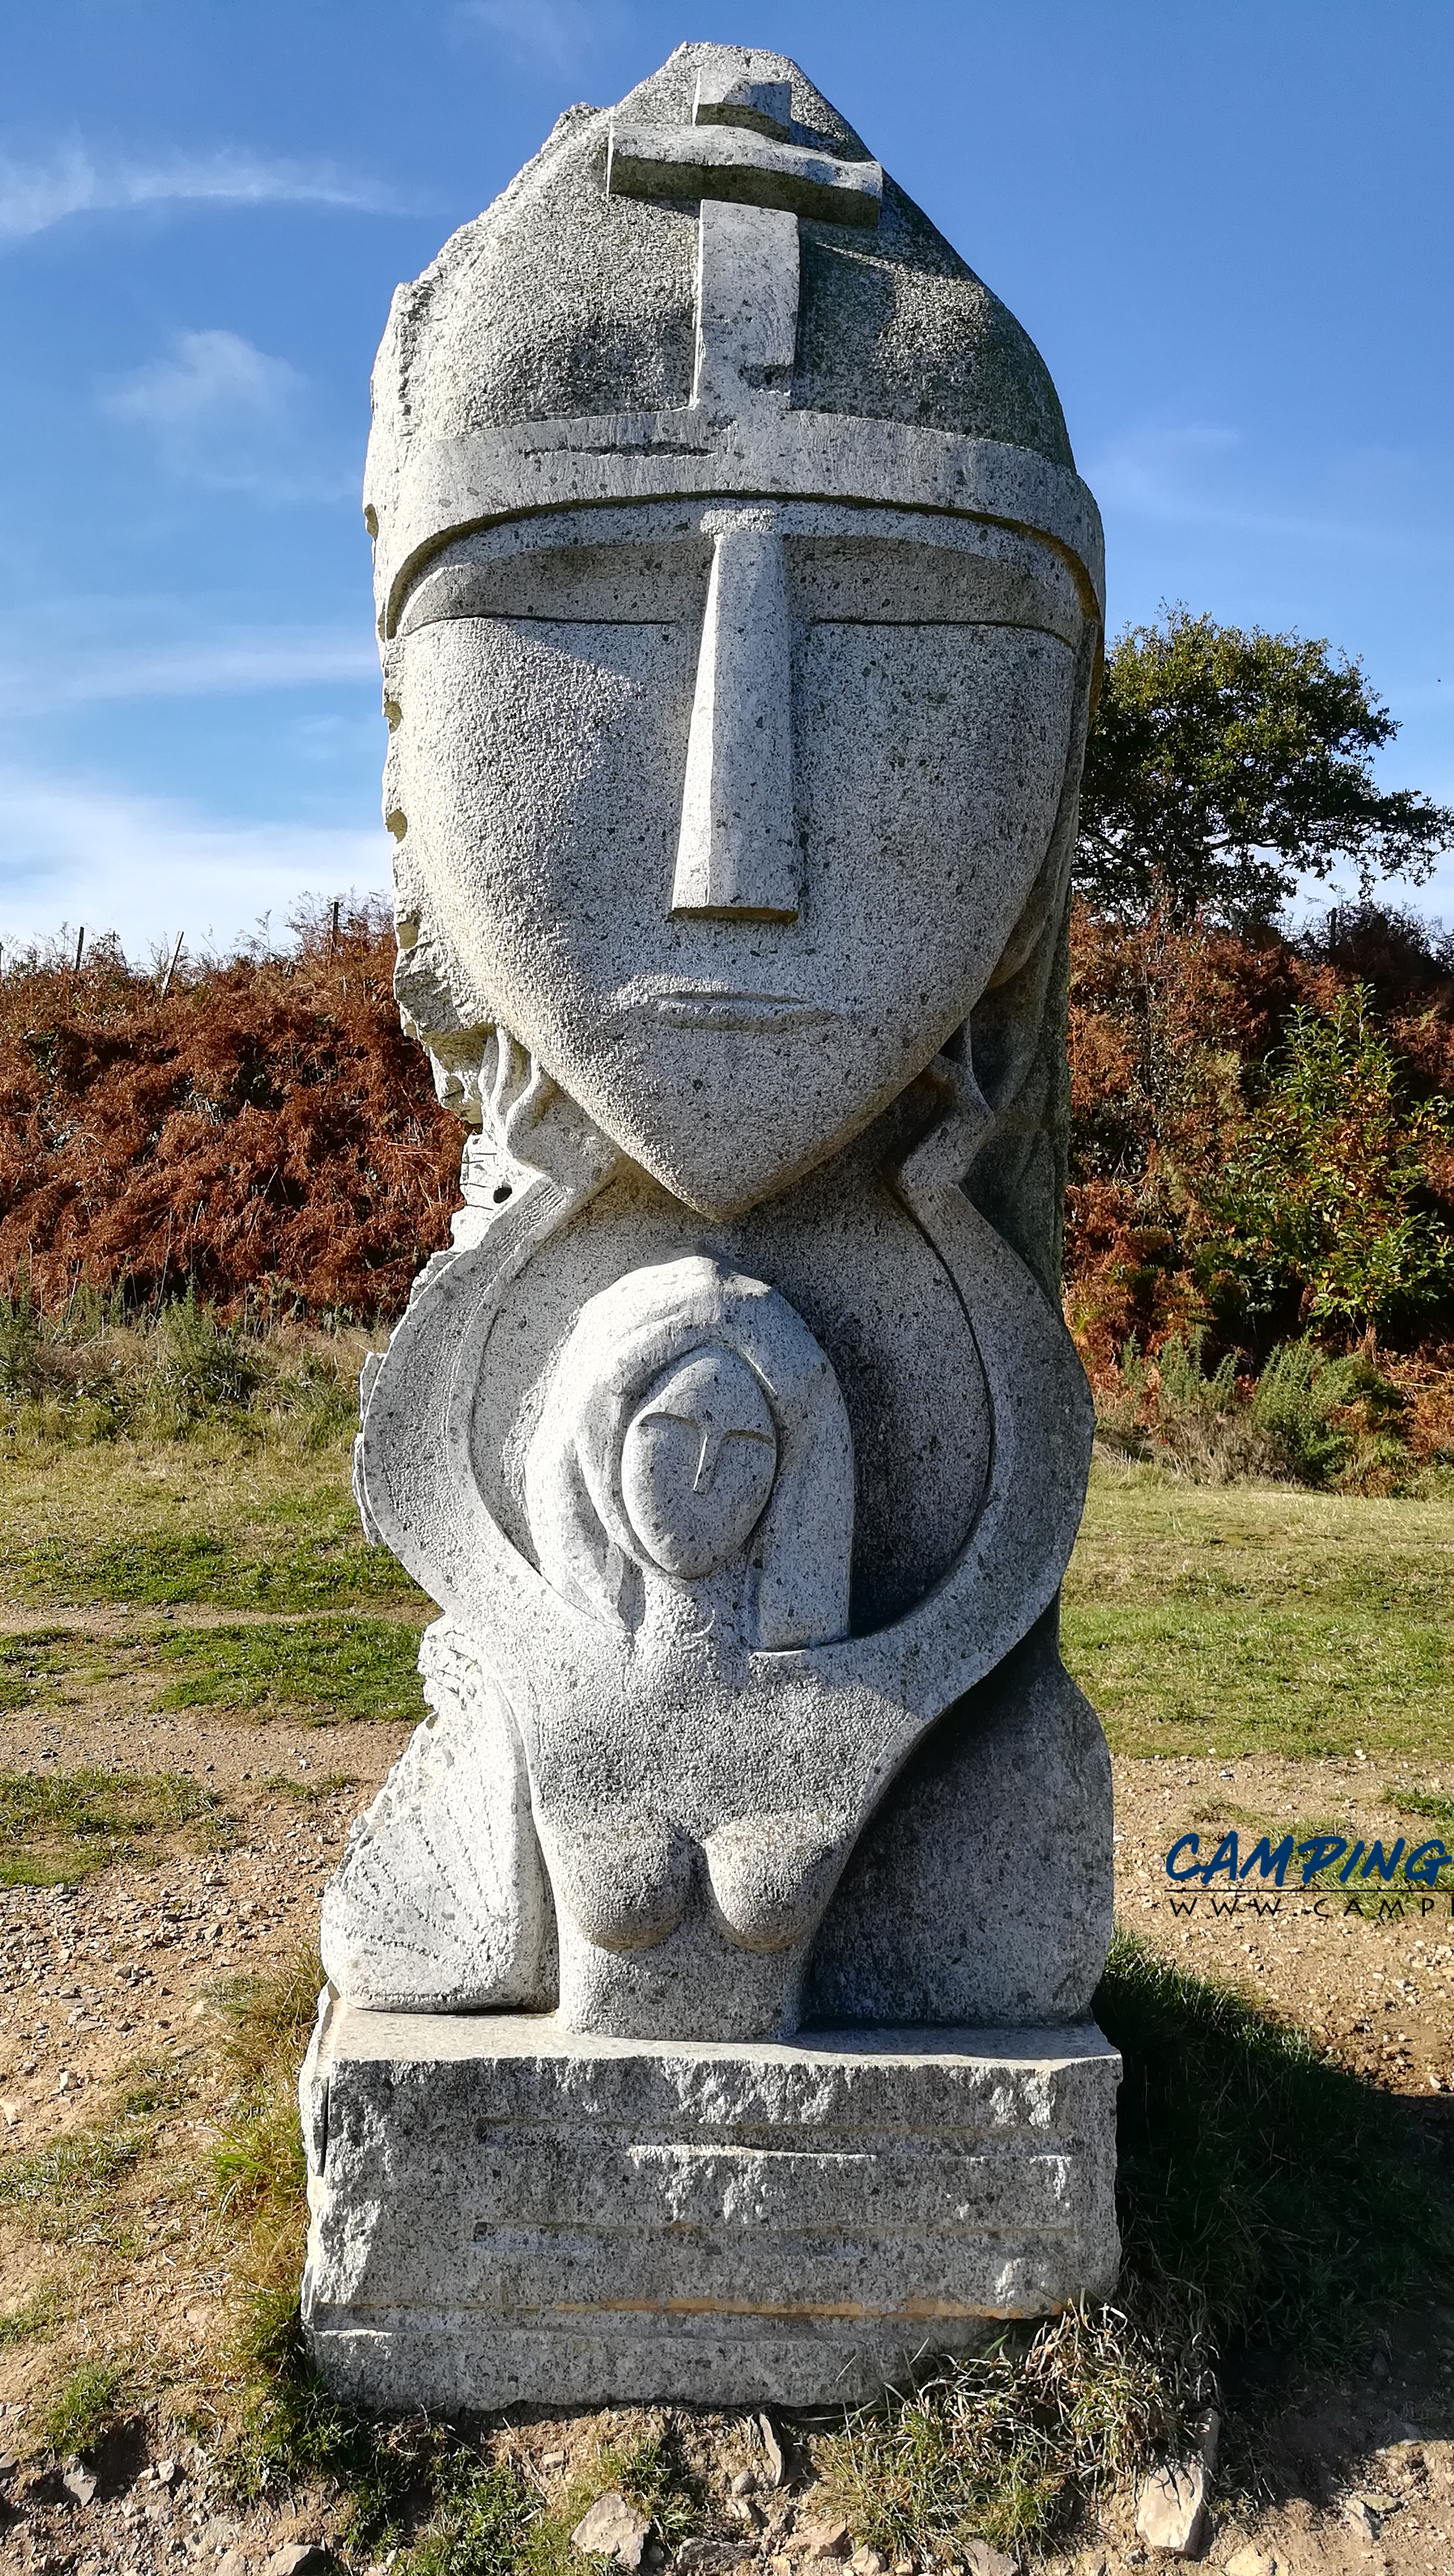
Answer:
[0,1765,228,1885]
[397,2426,699,2576]
[0,2283,66,2348]
[817,2306,1173,2559]
[259,1768,358,1803]
[1064,1468,1454,1757]
[0,1434,426,1612]
[0,2120,146,2242]
[0,1627,79,1712]
[40,2357,130,2456]
[1390,1787,1454,1827]
[152,1616,426,1724]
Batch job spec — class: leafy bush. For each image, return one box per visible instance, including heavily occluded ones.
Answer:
[0,1286,374,1452]
[0,898,458,1322]
[1094,1329,1392,1486]
[1200,986,1453,1341]
[1247,1337,1400,1483]
[1065,902,1454,1380]
[145,1282,262,1428]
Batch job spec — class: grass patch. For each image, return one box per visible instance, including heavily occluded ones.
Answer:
[818,2304,1176,2558]
[1064,1472,1454,1758]
[0,1765,227,1885]
[152,1616,425,1723]
[0,1626,79,1713]
[117,2045,198,2118]
[0,2120,145,2243]
[585,2423,700,2548]
[40,2357,130,2456]
[0,2282,66,2348]
[208,1950,323,2376]
[1388,1787,1454,1827]
[403,2452,541,2575]
[260,1768,358,1803]
[0,1434,426,1612]
[1064,1600,1453,1759]
[224,2396,699,2576]
[0,1289,371,1452]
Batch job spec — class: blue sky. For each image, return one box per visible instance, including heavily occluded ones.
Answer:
[1,0,1451,961]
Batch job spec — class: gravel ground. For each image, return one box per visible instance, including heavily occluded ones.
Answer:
[2,1707,1452,2573]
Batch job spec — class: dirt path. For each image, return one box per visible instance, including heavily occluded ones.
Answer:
[1,1739,1452,2573]
[1113,1753,1454,2105]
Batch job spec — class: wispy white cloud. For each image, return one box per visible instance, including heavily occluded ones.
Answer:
[101,328,358,501]
[457,0,616,73]
[0,144,397,244]
[0,764,388,964]
[1088,421,1243,523]
[1088,418,1454,565]
[106,327,301,434]
[0,622,378,714]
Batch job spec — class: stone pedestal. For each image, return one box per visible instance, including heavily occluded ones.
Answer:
[300,1998,1120,2410]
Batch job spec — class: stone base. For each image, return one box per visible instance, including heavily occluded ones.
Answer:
[300,2000,1120,2410]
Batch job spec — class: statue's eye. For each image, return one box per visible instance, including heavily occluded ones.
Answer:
[396,539,711,635]
[785,536,1082,644]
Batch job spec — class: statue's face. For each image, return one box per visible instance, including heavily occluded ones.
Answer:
[389,497,1087,1215]
[619,1345,779,1581]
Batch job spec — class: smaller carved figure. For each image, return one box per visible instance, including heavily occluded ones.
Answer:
[524,1256,853,1650]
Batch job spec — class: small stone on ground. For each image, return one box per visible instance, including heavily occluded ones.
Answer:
[570,2490,652,2568]
[1136,2455,1211,2556]
[797,2516,852,2561]
[964,2544,1017,2576]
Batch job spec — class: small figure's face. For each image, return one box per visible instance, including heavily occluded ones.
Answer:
[389,497,1087,1214]
[619,1346,778,1579]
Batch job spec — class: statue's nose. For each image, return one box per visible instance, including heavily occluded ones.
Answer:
[671,510,799,921]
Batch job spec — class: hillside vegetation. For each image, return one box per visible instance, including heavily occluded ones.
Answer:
[0,900,458,1325]
[3,896,1453,1483]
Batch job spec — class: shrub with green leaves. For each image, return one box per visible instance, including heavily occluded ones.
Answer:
[1095,1328,1392,1486]
[144,1281,262,1429]
[1198,986,1453,1342]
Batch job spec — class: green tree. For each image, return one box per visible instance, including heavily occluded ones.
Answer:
[1078,607,1454,922]
[1196,986,1453,1344]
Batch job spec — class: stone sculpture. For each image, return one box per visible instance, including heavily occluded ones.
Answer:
[302,39,1120,2410]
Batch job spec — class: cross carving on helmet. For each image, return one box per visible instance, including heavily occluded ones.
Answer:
[608,45,883,419]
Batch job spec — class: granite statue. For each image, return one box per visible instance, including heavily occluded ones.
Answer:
[302,39,1120,2410]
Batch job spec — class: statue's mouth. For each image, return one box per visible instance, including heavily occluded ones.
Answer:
[649,989,841,1034]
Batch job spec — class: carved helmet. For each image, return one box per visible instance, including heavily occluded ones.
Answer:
[364,40,1103,645]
